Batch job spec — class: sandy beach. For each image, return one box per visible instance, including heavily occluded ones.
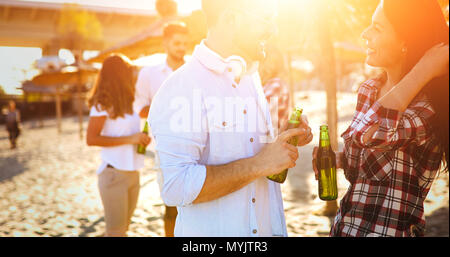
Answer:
[0,90,448,237]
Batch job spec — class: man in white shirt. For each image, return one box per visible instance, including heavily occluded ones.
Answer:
[148,0,313,237]
[134,22,189,237]
[134,22,189,118]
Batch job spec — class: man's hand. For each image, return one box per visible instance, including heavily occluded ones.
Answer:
[254,127,310,177]
[279,115,313,147]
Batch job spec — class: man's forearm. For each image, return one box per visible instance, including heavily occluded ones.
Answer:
[87,135,133,147]
[192,157,265,204]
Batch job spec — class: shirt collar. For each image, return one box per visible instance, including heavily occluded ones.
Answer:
[160,60,173,74]
[193,40,258,80]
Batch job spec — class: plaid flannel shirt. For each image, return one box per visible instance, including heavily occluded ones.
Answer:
[330,77,443,237]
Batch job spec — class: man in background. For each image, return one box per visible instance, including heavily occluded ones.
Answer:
[134,22,189,237]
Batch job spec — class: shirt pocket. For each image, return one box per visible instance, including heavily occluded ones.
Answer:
[358,149,395,182]
[207,115,246,164]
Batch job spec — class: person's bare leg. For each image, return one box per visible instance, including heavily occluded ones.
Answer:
[314,200,339,217]
[164,205,177,237]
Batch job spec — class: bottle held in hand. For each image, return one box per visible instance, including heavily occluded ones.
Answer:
[267,107,303,183]
[137,121,149,155]
[316,125,338,201]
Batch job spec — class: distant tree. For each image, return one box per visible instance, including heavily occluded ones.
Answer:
[276,0,379,56]
[56,3,103,139]
[437,0,449,22]
[0,85,6,97]
[156,0,178,18]
[182,10,208,49]
[57,3,103,53]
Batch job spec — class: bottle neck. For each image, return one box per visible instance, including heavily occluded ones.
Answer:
[143,121,149,133]
[319,130,331,149]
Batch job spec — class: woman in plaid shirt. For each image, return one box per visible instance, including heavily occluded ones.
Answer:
[313,0,449,237]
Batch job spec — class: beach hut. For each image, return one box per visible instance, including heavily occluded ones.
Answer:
[30,63,98,138]
[87,16,179,64]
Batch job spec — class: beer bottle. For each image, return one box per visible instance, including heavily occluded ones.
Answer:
[267,107,303,183]
[316,125,338,201]
[137,121,149,155]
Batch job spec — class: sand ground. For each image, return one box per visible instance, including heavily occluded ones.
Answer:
[0,91,448,237]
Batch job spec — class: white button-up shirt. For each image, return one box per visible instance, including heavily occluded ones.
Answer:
[148,41,287,237]
[134,61,173,115]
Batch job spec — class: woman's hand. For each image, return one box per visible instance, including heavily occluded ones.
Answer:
[297,115,313,147]
[130,133,151,146]
[312,148,343,180]
[416,43,449,82]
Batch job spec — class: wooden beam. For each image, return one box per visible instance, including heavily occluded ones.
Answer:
[30,7,38,20]
[53,9,59,23]
[128,15,138,27]
[104,12,114,25]
[55,85,62,133]
[3,6,11,20]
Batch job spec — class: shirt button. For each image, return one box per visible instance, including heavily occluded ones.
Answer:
[227,67,232,73]
[252,198,255,203]
[243,110,247,114]
[222,121,227,127]
[253,229,257,234]
[250,138,254,143]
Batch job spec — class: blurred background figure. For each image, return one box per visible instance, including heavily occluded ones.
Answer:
[134,22,189,119]
[259,44,290,129]
[5,100,21,149]
[133,21,189,237]
[86,54,150,237]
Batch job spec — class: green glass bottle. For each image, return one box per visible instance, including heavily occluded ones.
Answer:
[137,121,149,155]
[316,125,338,201]
[267,107,303,183]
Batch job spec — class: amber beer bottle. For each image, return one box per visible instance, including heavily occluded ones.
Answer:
[316,125,338,200]
[267,107,303,183]
[137,121,149,154]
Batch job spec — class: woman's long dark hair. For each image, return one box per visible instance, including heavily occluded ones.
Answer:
[383,0,449,170]
[87,54,137,120]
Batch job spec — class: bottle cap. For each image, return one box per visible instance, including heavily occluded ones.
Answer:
[288,107,303,123]
[320,125,328,130]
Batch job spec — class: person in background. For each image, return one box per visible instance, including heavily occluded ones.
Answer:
[6,100,21,149]
[86,54,151,237]
[134,22,189,119]
[313,0,449,237]
[133,21,189,237]
[259,44,290,129]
